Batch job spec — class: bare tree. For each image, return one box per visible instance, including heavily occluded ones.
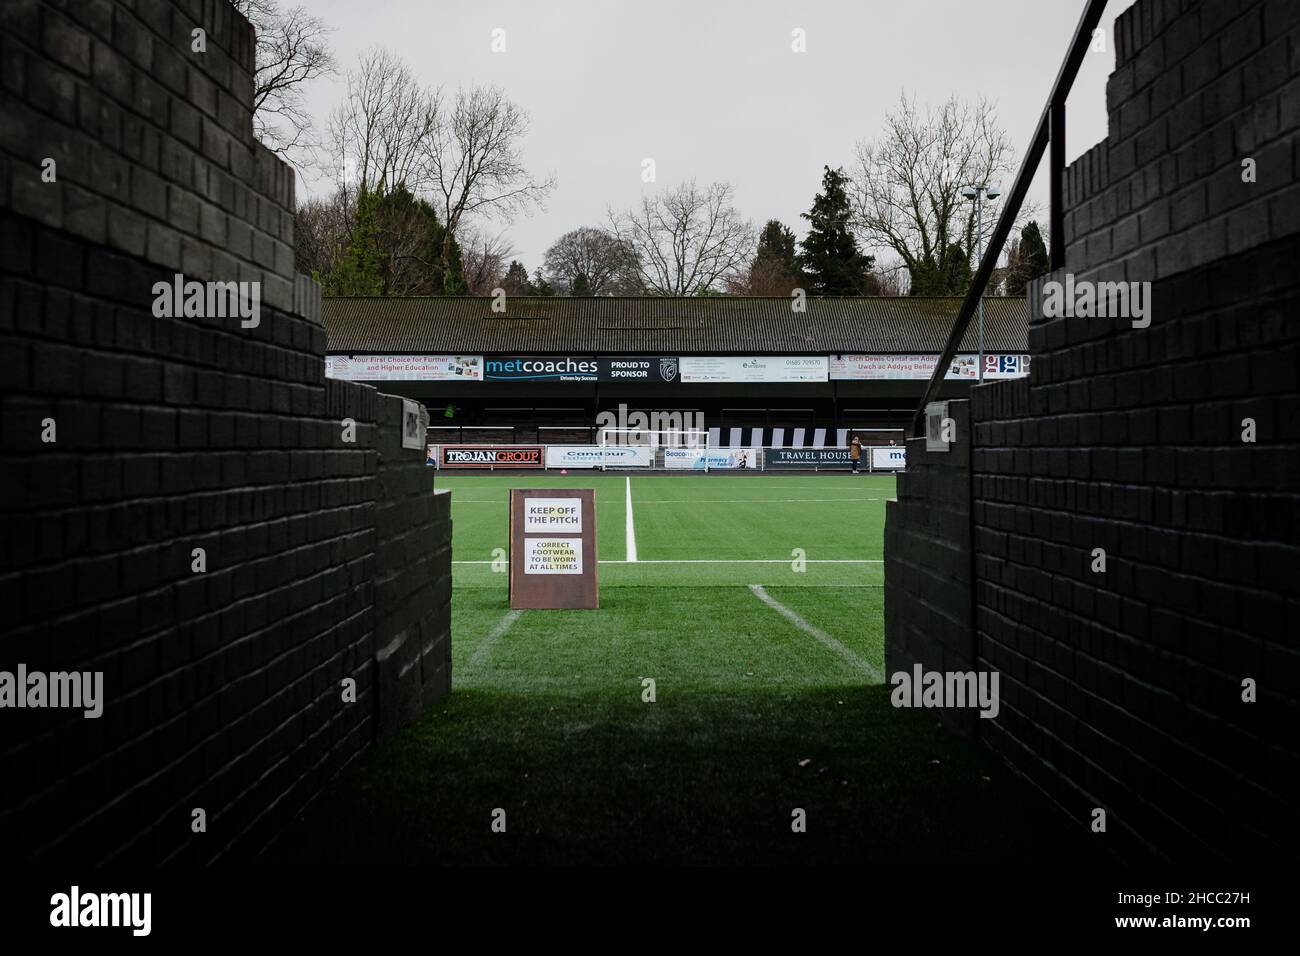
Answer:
[294,188,351,279]
[460,228,517,295]
[542,227,641,295]
[848,93,1032,295]
[231,0,335,166]
[608,181,755,295]
[427,85,555,281]
[327,47,439,194]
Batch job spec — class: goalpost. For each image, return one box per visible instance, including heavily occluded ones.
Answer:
[596,428,711,472]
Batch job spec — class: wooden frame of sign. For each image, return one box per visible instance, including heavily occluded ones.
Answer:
[508,488,599,609]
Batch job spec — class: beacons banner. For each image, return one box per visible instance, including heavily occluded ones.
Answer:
[663,448,759,470]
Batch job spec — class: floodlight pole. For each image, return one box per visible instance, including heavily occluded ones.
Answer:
[976,189,985,384]
[963,184,999,383]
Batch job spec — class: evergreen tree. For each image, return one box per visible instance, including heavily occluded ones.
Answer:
[501,260,532,296]
[748,219,804,294]
[323,183,384,296]
[1004,220,1049,296]
[570,273,592,296]
[530,268,556,297]
[798,167,875,295]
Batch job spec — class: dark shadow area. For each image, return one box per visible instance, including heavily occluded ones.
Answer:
[264,684,1107,866]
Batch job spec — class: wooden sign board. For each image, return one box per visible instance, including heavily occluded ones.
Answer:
[508,488,599,609]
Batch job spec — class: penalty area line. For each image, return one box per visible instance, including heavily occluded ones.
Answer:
[464,609,522,672]
[748,584,883,683]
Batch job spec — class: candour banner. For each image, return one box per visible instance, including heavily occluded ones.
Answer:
[545,446,653,468]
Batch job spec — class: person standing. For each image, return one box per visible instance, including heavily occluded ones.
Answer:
[849,435,862,474]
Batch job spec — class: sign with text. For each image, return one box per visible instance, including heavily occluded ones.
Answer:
[510,488,598,609]
[765,448,852,468]
[401,399,427,450]
[829,354,1031,380]
[326,355,483,381]
[597,356,681,383]
[870,446,907,469]
[679,356,828,383]
[545,445,653,469]
[524,497,583,533]
[440,445,544,468]
[484,355,598,382]
[663,448,759,470]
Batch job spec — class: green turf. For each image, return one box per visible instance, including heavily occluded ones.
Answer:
[268,472,1097,865]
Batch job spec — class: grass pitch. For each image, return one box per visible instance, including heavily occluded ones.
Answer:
[270,472,1095,865]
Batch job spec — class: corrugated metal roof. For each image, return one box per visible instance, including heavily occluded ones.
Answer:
[322,295,1027,355]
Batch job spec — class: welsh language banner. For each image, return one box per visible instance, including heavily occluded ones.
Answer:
[829,354,1030,380]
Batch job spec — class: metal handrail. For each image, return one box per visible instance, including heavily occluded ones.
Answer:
[912,0,1110,435]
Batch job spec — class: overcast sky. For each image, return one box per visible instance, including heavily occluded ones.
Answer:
[297,0,1139,271]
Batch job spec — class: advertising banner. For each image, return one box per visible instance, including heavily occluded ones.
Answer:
[484,356,598,382]
[679,356,828,383]
[598,356,681,383]
[871,446,907,469]
[765,448,852,468]
[439,445,544,468]
[663,448,759,470]
[829,354,1031,380]
[545,445,653,469]
[325,355,483,381]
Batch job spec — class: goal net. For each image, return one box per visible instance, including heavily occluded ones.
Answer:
[596,428,712,471]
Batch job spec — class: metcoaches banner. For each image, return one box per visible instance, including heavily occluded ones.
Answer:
[766,448,852,467]
[663,448,759,469]
[326,355,483,381]
[545,445,653,468]
[484,356,598,382]
[439,445,544,468]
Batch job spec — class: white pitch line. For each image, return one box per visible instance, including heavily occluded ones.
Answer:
[465,609,522,671]
[452,559,882,565]
[625,475,638,563]
[748,584,883,683]
[635,498,884,504]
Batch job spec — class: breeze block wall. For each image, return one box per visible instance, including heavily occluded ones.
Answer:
[883,399,976,737]
[0,0,451,864]
[886,0,1299,863]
